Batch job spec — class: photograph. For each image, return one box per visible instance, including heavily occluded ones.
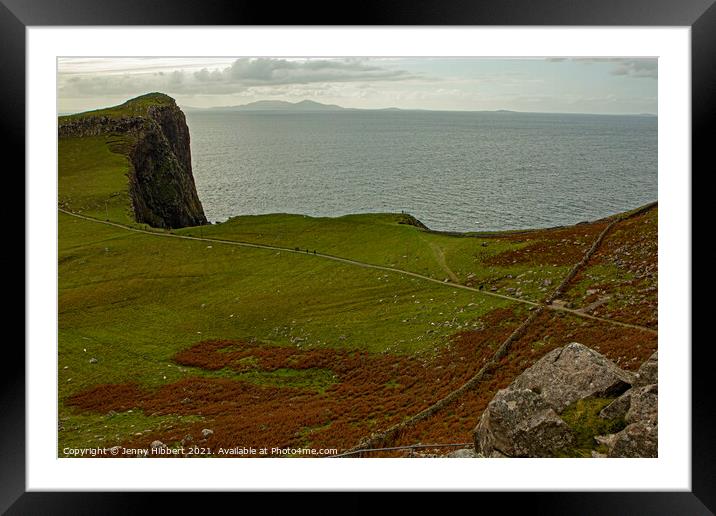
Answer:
[56,56,659,460]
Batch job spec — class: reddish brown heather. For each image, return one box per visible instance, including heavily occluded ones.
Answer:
[564,206,657,328]
[484,220,610,267]
[67,383,143,413]
[66,307,525,456]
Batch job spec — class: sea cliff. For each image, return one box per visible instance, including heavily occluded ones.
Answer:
[59,93,207,228]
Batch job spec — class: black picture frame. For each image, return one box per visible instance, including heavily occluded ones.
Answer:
[5,0,712,512]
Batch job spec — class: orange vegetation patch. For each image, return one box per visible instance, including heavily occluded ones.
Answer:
[65,307,525,456]
[563,206,657,328]
[384,309,657,456]
[66,383,143,413]
[485,220,609,267]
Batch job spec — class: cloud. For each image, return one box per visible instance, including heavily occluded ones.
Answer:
[609,59,658,79]
[548,58,657,79]
[210,58,414,85]
[58,57,417,98]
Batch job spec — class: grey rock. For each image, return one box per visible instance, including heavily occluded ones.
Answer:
[634,351,657,387]
[484,449,509,458]
[89,357,98,364]
[474,388,574,457]
[599,390,632,421]
[594,433,616,448]
[511,343,634,413]
[599,421,658,458]
[625,384,658,424]
[446,448,479,458]
[409,451,441,458]
[150,440,166,449]
[201,428,214,439]
[595,356,658,458]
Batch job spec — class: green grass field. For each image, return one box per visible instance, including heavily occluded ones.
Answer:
[178,212,545,288]
[58,136,135,224]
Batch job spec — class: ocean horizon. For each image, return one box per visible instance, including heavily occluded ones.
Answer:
[185,109,657,232]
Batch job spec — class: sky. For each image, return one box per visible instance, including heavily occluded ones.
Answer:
[57,57,657,115]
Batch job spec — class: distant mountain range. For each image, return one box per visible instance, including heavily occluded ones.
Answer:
[216,100,346,112]
[180,100,656,117]
[183,100,415,113]
[186,100,349,112]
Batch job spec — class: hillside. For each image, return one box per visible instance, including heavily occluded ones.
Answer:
[57,93,658,458]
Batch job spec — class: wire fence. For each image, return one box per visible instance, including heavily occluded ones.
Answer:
[328,442,474,458]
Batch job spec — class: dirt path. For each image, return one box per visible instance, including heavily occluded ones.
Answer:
[58,208,655,335]
[422,236,460,283]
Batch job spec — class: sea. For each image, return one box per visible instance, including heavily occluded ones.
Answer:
[184,110,657,232]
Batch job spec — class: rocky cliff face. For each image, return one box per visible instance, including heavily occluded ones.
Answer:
[59,95,207,229]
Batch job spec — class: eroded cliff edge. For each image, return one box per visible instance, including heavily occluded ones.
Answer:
[59,93,208,229]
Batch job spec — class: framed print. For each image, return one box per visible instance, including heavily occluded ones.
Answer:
[6,0,713,512]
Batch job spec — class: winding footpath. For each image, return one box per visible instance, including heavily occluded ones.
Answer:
[58,208,656,335]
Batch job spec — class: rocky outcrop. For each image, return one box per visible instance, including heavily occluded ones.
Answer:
[446,448,480,458]
[509,344,635,413]
[59,93,207,229]
[474,386,575,457]
[397,213,428,229]
[58,116,146,138]
[595,352,658,458]
[473,344,657,458]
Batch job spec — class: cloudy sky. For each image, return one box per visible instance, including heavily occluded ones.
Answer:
[58,57,657,115]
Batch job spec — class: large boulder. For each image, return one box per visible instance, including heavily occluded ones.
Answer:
[474,388,574,457]
[509,343,634,413]
[473,343,657,458]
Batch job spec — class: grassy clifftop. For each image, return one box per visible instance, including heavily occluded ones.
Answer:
[59,92,177,123]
